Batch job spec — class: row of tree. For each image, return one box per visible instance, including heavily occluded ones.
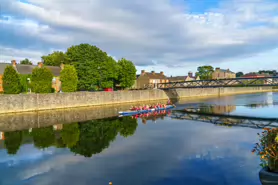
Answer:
[41,44,137,90]
[4,117,138,157]
[2,64,78,94]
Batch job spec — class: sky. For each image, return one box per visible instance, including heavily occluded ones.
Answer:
[0,0,278,76]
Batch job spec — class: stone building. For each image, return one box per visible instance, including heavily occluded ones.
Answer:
[136,70,169,89]
[212,68,236,79]
[0,60,63,93]
[168,72,200,82]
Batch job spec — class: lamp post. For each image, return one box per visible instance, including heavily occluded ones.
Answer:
[27,78,31,93]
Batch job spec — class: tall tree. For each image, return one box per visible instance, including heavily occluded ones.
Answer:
[236,72,244,77]
[42,51,65,66]
[60,65,78,92]
[65,44,110,90]
[196,66,214,80]
[100,57,118,89]
[31,67,53,93]
[4,131,23,155]
[117,58,137,89]
[2,65,22,94]
[20,58,32,65]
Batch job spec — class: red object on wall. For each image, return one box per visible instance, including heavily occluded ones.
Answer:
[104,88,113,91]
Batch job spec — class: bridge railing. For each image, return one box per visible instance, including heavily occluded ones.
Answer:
[144,76,278,89]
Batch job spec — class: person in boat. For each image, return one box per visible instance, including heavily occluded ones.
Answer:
[167,99,172,105]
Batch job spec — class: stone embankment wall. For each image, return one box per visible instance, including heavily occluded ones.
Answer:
[0,87,273,114]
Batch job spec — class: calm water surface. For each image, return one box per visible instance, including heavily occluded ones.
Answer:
[0,92,278,185]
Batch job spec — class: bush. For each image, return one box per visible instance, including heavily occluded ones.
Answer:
[20,74,32,93]
[2,65,22,94]
[60,65,78,92]
[31,67,53,93]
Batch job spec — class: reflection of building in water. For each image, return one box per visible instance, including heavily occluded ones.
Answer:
[212,105,236,114]
[53,124,63,130]
[199,105,236,114]
[0,132,5,140]
[266,92,273,105]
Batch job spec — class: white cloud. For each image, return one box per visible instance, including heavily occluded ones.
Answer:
[0,0,278,73]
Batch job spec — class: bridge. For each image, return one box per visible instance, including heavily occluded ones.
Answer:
[144,76,278,89]
[171,109,278,129]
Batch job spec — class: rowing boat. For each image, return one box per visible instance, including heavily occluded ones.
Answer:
[118,105,175,116]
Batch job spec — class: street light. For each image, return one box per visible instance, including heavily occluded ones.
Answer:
[27,78,31,93]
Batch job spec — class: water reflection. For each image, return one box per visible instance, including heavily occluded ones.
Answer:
[1,117,138,157]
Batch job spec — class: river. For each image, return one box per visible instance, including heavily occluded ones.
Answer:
[0,92,277,185]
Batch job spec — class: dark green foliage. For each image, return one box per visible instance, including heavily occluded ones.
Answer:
[2,65,22,94]
[60,65,78,92]
[32,127,55,149]
[70,119,119,157]
[100,57,118,88]
[236,72,244,77]
[31,67,53,93]
[74,60,100,91]
[65,44,120,90]
[196,66,214,80]
[61,123,80,148]
[4,131,23,155]
[20,74,32,93]
[65,43,108,64]
[42,51,66,66]
[20,58,32,65]
[117,58,137,88]
[118,117,138,137]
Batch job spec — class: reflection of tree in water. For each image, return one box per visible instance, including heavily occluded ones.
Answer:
[2,117,138,157]
[118,117,138,137]
[4,131,23,155]
[70,119,119,157]
[61,123,80,148]
[32,126,55,149]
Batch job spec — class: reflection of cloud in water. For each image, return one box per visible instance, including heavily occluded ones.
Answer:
[0,144,54,166]
[1,119,261,185]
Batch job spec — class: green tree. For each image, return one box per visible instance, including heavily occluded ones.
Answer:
[31,67,53,93]
[100,57,118,89]
[65,44,108,64]
[236,72,244,78]
[2,65,22,94]
[65,44,113,90]
[19,74,32,93]
[117,58,137,88]
[42,51,65,66]
[20,58,32,65]
[118,117,138,137]
[70,119,118,157]
[60,65,78,92]
[4,131,23,155]
[61,123,80,148]
[32,127,56,149]
[196,66,214,80]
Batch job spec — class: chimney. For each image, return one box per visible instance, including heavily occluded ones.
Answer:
[60,63,65,70]
[216,67,220,71]
[227,68,230,72]
[188,71,193,77]
[160,71,164,76]
[11,60,17,68]
[141,70,145,75]
[151,71,155,74]
[38,62,43,68]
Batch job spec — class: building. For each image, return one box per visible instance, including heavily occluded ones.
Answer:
[242,73,267,78]
[136,70,169,89]
[212,68,236,79]
[168,72,200,82]
[0,60,63,93]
